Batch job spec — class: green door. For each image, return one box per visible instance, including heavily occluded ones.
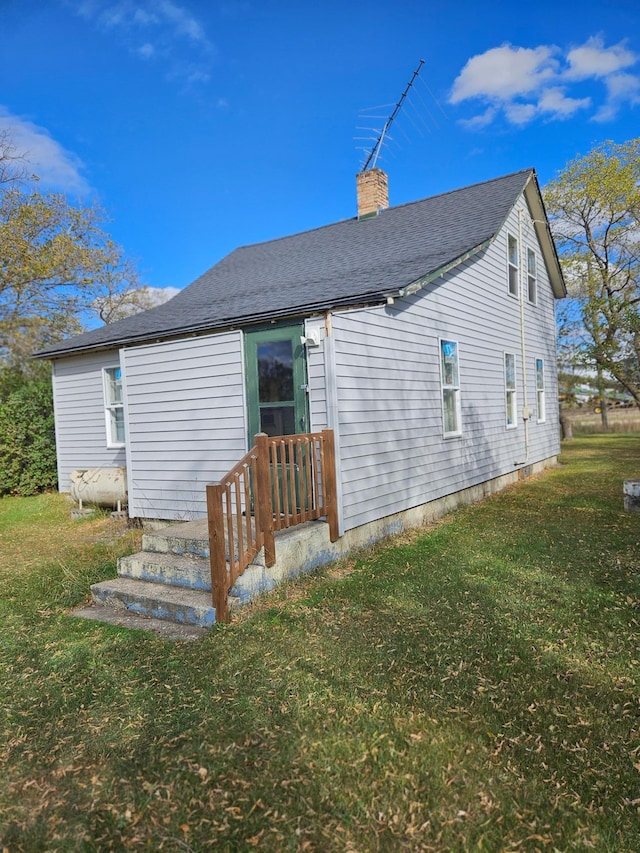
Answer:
[245,324,309,441]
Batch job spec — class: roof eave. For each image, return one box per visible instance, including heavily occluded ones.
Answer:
[33,287,401,359]
[523,173,567,299]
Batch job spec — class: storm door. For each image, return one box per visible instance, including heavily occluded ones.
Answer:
[244,324,309,442]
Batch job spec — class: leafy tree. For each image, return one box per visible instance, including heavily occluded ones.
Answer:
[0,187,142,367]
[0,129,155,380]
[0,378,57,495]
[0,128,156,493]
[544,139,640,408]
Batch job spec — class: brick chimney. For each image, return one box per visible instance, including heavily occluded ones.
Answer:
[356,167,389,219]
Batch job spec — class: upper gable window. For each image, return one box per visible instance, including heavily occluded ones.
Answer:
[439,339,461,437]
[103,366,125,447]
[507,233,519,297]
[527,248,537,304]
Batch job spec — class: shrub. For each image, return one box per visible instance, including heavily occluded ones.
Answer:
[0,378,58,496]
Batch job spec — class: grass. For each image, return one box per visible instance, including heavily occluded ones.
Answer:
[1,435,640,851]
[566,408,640,435]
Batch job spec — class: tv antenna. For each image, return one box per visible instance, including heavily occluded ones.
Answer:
[360,59,425,172]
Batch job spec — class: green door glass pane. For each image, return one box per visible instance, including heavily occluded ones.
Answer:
[260,405,295,437]
[258,341,294,402]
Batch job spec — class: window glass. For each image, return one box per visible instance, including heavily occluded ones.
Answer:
[106,366,122,405]
[505,353,517,428]
[527,249,537,303]
[111,406,125,444]
[508,234,519,297]
[104,366,125,446]
[258,340,294,402]
[440,340,460,436]
[536,358,546,422]
[440,340,459,386]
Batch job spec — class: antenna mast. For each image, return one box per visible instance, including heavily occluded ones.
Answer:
[361,59,425,172]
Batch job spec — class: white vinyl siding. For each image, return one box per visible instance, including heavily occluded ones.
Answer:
[505,352,517,428]
[51,351,127,492]
[508,233,519,297]
[122,331,246,520]
[331,197,560,533]
[305,319,328,431]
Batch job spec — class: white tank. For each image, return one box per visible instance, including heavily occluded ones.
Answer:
[69,468,127,508]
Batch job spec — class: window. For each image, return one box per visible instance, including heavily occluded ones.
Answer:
[527,248,537,304]
[104,366,125,446]
[507,233,519,297]
[536,358,546,423]
[505,352,517,428]
[440,339,461,436]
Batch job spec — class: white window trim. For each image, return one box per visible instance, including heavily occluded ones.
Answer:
[527,248,537,305]
[536,358,546,423]
[103,366,125,448]
[439,338,462,438]
[504,352,518,430]
[507,232,519,299]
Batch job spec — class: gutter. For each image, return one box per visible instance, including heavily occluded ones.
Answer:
[388,239,494,302]
[33,287,419,360]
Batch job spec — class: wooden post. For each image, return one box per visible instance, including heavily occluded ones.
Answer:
[255,433,276,567]
[206,483,229,624]
[321,428,340,542]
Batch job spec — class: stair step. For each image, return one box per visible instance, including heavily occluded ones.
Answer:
[71,603,211,640]
[142,517,260,564]
[142,520,210,558]
[91,578,217,627]
[118,550,212,591]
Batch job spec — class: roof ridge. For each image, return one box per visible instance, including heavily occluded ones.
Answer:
[229,168,535,254]
[386,167,535,213]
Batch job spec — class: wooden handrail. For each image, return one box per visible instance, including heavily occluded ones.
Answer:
[207,428,338,623]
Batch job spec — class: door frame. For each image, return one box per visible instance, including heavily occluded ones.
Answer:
[244,323,310,444]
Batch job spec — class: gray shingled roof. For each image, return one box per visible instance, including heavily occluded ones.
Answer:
[36,168,556,358]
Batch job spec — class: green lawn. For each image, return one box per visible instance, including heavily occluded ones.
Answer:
[1,435,639,852]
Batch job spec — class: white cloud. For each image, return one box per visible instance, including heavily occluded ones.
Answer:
[537,87,591,118]
[155,0,207,43]
[451,36,640,128]
[0,107,89,194]
[69,0,214,83]
[137,42,155,58]
[503,102,537,126]
[146,285,181,303]
[566,36,637,80]
[593,72,640,122]
[605,71,640,100]
[451,45,558,103]
[458,106,497,130]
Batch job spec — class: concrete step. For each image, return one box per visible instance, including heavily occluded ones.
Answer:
[91,577,217,627]
[142,517,262,564]
[71,603,211,640]
[118,550,212,591]
[142,520,210,558]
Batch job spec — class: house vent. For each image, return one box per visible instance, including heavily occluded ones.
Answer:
[356,168,389,219]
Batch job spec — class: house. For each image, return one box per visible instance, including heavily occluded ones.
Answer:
[36,167,565,624]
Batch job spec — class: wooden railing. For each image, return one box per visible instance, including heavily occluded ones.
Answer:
[206,429,339,623]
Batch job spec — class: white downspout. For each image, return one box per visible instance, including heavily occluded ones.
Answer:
[515,206,530,466]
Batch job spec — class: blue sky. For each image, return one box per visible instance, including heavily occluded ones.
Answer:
[2,0,639,297]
